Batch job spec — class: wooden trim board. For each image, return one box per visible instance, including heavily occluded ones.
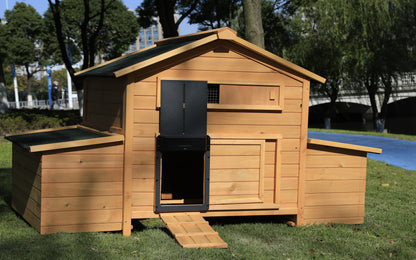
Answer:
[6,125,124,153]
[122,83,134,236]
[307,138,382,154]
[297,80,310,226]
[114,34,218,78]
[29,135,124,153]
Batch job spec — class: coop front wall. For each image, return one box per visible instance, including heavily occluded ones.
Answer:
[11,143,124,234]
[303,144,368,225]
[124,46,310,219]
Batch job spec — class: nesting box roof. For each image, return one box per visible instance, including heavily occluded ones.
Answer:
[5,125,124,152]
[75,27,326,83]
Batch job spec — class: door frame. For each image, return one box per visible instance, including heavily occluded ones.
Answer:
[155,80,210,213]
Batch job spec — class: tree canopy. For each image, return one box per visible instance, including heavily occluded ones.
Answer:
[186,0,240,31]
[44,0,139,115]
[283,0,415,131]
[284,0,349,127]
[4,3,45,105]
[45,0,139,72]
[137,0,200,38]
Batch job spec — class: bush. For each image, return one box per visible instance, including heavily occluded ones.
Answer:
[0,109,82,136]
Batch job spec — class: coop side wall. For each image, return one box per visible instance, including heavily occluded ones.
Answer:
[125,42,309,218]
[11,144,42,232]
[83,77,126,133]
[303,144,368,225]
[39,144,124,234]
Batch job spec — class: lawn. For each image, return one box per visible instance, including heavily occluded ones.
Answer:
[1,137,415,259]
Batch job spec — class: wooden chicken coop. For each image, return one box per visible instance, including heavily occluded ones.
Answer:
[6,27,381,249]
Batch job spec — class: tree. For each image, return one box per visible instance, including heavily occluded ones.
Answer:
[45,0,139,113]
[236,1,305,55]
[285,0,349,128]
[242,0,264,48]
[343,0,414,132]
[284,0,415,131]
[4,3,45,107]
[137,0,200,38]
[186,0,241,31]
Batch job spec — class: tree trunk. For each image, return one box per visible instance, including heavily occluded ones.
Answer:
[77,88,84,117]
[0,61,8,113]
[325,98,337,129]
[366,83,379,130]
[323,81,339,129]
[377,75,393,133]
[156,0,179,38]
[242,0,264,48]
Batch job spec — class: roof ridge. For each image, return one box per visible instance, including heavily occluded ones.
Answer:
[155,27,237,46]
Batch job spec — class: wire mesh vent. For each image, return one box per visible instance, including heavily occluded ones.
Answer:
[208,84,220,104]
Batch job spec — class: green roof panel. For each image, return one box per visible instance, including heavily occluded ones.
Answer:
[76,39,196,78]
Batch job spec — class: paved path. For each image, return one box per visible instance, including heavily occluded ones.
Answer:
[308,131,416,171]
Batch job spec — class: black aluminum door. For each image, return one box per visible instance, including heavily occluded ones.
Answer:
[160,80,207,137]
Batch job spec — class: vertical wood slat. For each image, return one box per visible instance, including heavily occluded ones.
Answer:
[274,139,282,204]
[297,80,310,226]
[122,82,134,236]
[259,140,265,200]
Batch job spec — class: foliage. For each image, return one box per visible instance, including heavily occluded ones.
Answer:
[186,0,241,31]
[44,0,138,116]
[3,3,45,100]
[44,0,139,68]
[137,0,199,38]
[285,0,349,126]
[283,0,416,131]
[235,0,306,56]
[0,109,82,136]
[342,0,415,131]
[4,3,44,67]
[2,67,68,102]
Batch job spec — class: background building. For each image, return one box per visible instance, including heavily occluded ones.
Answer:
[126,13,179,53]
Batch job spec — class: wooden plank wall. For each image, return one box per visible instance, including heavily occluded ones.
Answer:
[40,144,124,234]
[210,140,264,207]
[128,47,304,217]
[11,144,42,232]
[129,80,158,219]
[83,77,125,132]
[303,144,368,224]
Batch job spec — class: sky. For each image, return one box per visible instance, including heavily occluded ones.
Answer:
[0,0,198,35]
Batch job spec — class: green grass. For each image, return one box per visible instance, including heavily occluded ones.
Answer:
[309,128,416,142]
[1,139,415,259]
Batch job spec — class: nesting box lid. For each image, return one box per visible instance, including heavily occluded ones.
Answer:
[5,125,124,152]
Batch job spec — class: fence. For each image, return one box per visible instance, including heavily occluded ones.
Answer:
[7,98,79,110]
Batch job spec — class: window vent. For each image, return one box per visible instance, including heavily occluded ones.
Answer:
[208,84,220,104]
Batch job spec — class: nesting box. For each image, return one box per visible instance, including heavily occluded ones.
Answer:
[6,28,381,248]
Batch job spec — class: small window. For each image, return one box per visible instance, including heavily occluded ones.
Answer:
[208,84,220,104]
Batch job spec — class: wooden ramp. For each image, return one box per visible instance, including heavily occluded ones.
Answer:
[159,213,228,249]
